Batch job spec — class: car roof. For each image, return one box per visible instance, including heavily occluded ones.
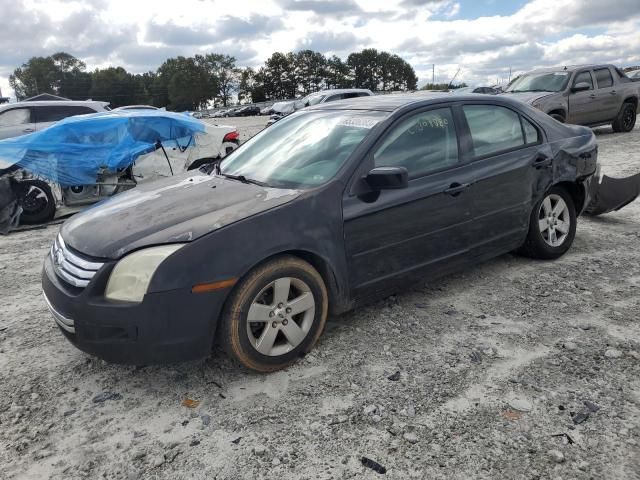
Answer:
[309,92,450,112]
[525,64,613,74]
[308,91,531,113]
[311,88,373,96]
[0,100,109,110]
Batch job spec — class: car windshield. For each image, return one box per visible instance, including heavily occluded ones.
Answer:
[219,110,385,188]
[505,72,571,93]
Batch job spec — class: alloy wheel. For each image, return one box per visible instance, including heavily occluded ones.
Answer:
[22,185,49,213]
[246,277,315,356]
[538,193,570,247]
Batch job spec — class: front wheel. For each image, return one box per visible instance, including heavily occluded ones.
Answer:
[16,179,56,224]
[518,186,577,260]
[219,256,328,372]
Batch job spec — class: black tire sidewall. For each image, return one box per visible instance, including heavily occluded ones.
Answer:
[620,103,636,132]
[550,113,565,123]
[224,258,328,370]
[526,186,577,259]
[18,179,56,224]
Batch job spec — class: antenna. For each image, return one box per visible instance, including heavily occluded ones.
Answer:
[447,67,461,89]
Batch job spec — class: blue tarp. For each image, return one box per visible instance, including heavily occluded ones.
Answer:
[0,110,205,186]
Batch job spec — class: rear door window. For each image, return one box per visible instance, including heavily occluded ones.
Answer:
[594,68,614,88]
[35,105,97,123]
[463,105,525,157]
[573,71,594,89]
[521,116,540,144]
[374,107,459,178]
[0,108,31,126]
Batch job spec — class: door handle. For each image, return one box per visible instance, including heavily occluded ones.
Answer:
[589,94,596,99]
[22,128,34,133]
[610,90,617,95]
[533,155,553,169]
[444,182,470,196]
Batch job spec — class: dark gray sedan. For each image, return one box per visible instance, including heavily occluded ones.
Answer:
[42,94,598,371]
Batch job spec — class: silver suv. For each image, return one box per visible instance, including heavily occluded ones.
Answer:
[0,100,110,140]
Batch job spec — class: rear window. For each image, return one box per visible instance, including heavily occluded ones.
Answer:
[463,105,525,157]
[35,105,97,123]
[594,68,614,88]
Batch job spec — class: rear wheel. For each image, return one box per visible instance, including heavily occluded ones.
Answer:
[219,256,328,372]
[612,102,636,133]
[16,179,56,224]
[518,186,576,260]
[549,112,565,123]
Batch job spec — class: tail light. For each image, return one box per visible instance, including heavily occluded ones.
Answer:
[223,131,240,142]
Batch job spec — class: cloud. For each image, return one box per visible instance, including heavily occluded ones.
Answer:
[1,0,640,98]
[146,14,284,47]
[295,31,371,54]
[277,0,362,16]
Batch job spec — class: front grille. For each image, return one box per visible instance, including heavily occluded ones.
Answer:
[50,234,104,288]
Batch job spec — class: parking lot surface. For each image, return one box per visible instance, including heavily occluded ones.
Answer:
[0,121,639,480]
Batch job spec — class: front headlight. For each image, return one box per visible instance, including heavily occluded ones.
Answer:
[105,244,185,302]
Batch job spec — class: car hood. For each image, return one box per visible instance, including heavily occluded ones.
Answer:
[501,91,556,104]
[61,172,301,259]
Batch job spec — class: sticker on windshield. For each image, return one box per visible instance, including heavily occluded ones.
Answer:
[337,117,380,129]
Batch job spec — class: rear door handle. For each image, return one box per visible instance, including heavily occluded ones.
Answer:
[444,182,470,196]
[589,94,596,99]
[533,155,553,168]
[22,128,34,133]
[610,90,617,95]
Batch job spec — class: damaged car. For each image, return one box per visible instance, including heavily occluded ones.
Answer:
[44,93,612,371]
[0,110,239,229]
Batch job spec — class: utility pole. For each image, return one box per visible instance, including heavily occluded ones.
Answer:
[508,66,512,83]
[432,64,435,84]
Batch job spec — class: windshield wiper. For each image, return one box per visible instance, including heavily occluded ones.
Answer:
[214,163,266,186]
[508,89,553,93]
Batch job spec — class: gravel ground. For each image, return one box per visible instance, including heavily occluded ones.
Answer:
[1,120,639,480]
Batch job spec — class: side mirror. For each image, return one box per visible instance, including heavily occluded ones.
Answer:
[365,166,409,190]
[571,82,591,93]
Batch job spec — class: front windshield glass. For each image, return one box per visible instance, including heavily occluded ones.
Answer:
[219,110,385,188]
[506,72,571,93]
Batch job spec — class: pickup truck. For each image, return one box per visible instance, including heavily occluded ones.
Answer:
[503,64,639,132]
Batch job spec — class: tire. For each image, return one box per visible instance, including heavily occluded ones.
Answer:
[219,255,328,372]
[518,186,577,260]
[612,102,636,133]
[549,113,565,123]
[16,179,56,224]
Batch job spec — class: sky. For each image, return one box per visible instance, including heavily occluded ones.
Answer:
[1,0,640,100]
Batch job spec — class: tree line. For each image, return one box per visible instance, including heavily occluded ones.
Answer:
[9,49,418,111]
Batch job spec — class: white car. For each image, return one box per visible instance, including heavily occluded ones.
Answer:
[0,120,241,225]
[0,100,110,140]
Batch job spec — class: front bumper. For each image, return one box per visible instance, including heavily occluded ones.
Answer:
[42,253,228,365]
